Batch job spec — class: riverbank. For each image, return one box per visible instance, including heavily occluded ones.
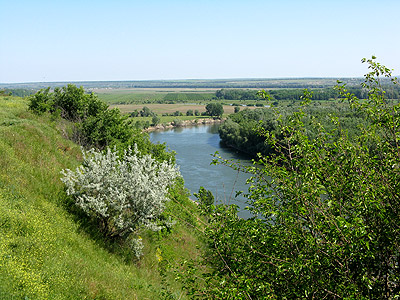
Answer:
[144,117,226,132]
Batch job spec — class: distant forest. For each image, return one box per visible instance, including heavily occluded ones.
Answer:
[0,88,36,97]
[214,86,400,101]
[2,78,399,104]
[218,105,370,157]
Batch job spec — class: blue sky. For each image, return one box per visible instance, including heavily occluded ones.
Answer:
[1,0,399,83]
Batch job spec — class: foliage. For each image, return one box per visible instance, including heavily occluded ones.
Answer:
[205,103,224,118]
[28,84,175,162]
[152,114,161,126]
[28,85,107,121]
[216,89,260,100]
[28,87,53,114]
[218,108,276,156]
[214,86,399,103]
[219,103,369,157]
[172,118,183,126]
[163,92,215,102]
[140,106,156,117]
[78,107,131,149]
[194,186,215,215]
[173,110,184,116]
[185,57,400,299]
[61,146,180,240]
[0,88,35,97]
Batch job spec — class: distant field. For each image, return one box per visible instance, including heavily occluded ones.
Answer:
[95,88,218,104]
[110,103,258,115]
[94,87,221,93]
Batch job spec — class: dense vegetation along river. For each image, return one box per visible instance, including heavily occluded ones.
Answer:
[150,124,253,218]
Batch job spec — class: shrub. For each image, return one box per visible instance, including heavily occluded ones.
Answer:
[172,119,183,126]
[205,103,224,118]
[60,146,180,239]
[186,57,400,299]
[194,186,214,215]
[152,115,160,126]
[78,108,132,150]
[28,87,53,114]
[140,106,155,117]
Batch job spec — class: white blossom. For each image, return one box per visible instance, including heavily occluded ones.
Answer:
[61,145,180,236]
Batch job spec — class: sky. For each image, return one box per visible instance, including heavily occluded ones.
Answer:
[1,0,399,83]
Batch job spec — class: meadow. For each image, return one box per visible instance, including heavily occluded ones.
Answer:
[95,87,217,105]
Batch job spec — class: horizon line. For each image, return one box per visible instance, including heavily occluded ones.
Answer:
[1,76,373,86]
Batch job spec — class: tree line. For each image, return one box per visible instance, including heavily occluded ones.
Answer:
[0,88,36,97]
[129,103,224,129]
[215,86,400,101]
[218,104,369,157]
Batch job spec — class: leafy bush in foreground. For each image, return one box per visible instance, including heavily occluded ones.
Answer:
[61,146,180,255]
[185,57,400,299]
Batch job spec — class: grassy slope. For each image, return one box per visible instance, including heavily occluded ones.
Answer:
[0,96,203,299]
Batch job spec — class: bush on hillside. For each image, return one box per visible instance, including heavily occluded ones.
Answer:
[28,84,175,162]
[61,146,180,256]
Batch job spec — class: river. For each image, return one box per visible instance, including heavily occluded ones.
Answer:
[150,123,254,218]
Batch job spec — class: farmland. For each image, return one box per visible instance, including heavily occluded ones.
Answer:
[110,103,257,115]
[95,87,218,105]
[100,87,263,126]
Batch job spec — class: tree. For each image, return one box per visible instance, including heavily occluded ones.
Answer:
[186,109,194,116]
[130,110,139,117]
[234,106,240,113]
[194,186,214,215]
[152,115,160,126]
[140,106,154,117]
[172,110,183,117]
[61,146,180,249]
[28,87,53,114]
[79,108,132,150]
[185,57,400,299]
[28,84,106,120]
[28,84,176,162]
[205,103,224,118]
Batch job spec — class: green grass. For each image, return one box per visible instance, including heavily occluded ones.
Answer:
[95,88,216,105]
[97,91,166,104]
[0,96,204,299]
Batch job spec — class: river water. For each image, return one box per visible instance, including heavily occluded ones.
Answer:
[150,124,253,218]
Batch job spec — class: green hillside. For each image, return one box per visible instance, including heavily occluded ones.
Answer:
[0,96,203,299]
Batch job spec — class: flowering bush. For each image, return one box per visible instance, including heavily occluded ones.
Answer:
[61,146,180,239]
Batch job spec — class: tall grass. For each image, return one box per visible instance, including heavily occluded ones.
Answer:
[0,96,203,299]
